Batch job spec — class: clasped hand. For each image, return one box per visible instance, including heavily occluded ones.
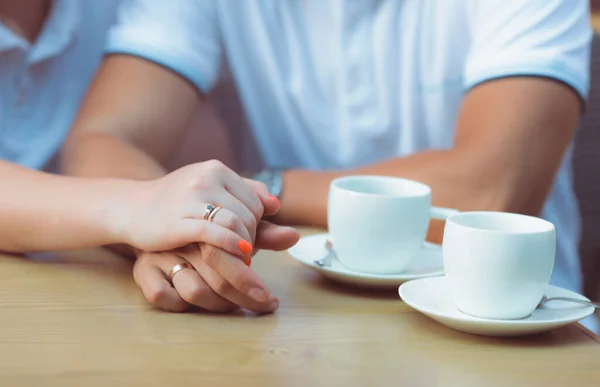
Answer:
[116,160,299,313]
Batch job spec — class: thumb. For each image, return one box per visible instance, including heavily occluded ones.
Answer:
[254,221,300,251]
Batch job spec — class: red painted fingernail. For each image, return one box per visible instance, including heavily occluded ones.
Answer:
[238,240,253,255]
[268,194,280,205]
[244,257,252,267]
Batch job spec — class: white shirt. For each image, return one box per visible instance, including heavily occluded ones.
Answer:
[0,0,118,170]
[107,0,591,296]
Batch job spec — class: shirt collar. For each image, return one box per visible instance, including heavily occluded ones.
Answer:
[0,0,81,62]
[29,0,81,63]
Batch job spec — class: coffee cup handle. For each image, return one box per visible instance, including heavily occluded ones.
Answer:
[430,207,460,220]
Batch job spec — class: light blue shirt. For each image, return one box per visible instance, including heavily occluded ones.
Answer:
[106,0,593,327]
[0,0,117,170]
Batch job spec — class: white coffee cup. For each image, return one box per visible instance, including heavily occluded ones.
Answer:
[443,211,556,320]
[328,176,458,274]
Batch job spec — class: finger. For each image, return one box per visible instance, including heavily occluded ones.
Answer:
[168,217,253,259]
[196,243,273,304]
[209,208,253,247]
[243,178,280,216]
[133,254,190,312]
[192,257,279,314]
[171,267,238,313]
[220,169,266,222]
[213,192,258,243]
[255,221,300,251]
[152,250,237,313]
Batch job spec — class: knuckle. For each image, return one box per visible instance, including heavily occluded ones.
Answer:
[181,282,210,305]
[205,159,227,175]
[202,245,222,266]
[187,176,209,191]
[242,211,257,230]
[211,277,232,295]
[146,285,168,306]
[220,211,238,231]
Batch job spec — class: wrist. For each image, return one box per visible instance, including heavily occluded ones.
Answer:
[271,169,299,223]
[93,179,150,247]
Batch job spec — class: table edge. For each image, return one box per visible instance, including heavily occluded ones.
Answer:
[576,323,600,344]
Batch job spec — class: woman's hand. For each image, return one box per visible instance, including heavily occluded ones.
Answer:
[118,160,280,256]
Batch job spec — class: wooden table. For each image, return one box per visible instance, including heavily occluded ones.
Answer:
[1,231,598,386]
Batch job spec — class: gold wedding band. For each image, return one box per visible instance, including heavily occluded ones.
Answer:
[168,262,194,284]
[207,206,222,222]
[202,204,216,220]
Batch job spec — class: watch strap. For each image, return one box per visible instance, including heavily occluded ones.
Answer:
[252,169,284,198]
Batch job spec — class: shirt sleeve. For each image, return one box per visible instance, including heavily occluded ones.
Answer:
[105,0,221,93]
[464,0,592,99]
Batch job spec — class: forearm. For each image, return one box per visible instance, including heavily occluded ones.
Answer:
[62,131,167,180]
[61,55,204,182]
[276,148,542,243]
[276,78,579,242]
[61,132,168,257]
[276,151,453,227]
[0,161,139,253]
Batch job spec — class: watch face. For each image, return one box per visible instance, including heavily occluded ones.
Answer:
[253,169,283,198]
[254,170,271,182]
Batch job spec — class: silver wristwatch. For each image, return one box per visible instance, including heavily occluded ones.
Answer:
[252,169,284,199]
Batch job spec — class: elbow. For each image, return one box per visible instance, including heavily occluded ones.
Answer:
[60,129,124,177]
[60,130,95,176]
[452,153,553,217]
[465,170,552,218]
[478,193,546,218]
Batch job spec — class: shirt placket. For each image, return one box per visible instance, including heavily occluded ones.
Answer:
[339,0,377,163]
[10,51,36,143]
[14,61,29,108]
[1,49,30,156]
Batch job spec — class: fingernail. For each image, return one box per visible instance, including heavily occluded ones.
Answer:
[268,194,280,205]
[238,240,253,255]
[248,287,268,302]
[268,299,279,312]
[244,257,252,267]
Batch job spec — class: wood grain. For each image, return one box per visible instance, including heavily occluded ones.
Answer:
[0,230,598,386]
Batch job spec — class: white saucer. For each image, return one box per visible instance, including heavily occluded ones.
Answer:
[287,233,444,288]
[399,276,595,337]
